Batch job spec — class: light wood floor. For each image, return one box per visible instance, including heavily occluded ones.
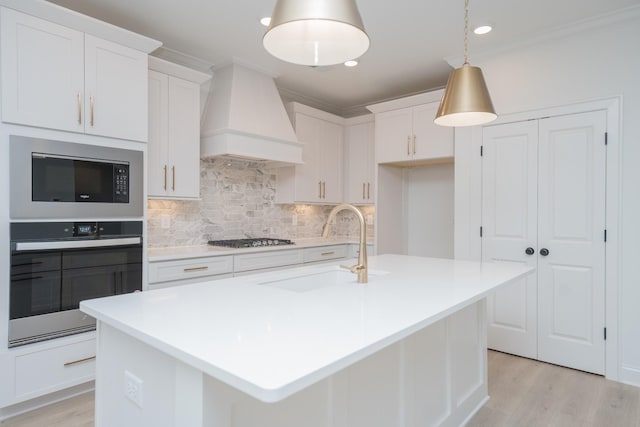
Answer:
[1,350,639,427]
[468,350,640,427]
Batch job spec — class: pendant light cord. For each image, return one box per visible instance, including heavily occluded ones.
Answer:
[464,0,469,65]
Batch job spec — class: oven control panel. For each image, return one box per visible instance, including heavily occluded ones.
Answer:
[73,222,98,237]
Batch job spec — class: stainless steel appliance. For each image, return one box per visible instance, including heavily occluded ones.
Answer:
[9,135,143,219]
[9,221,142,347]
[208,238,294,248]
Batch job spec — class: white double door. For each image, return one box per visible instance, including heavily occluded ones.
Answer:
[482,110,607,374]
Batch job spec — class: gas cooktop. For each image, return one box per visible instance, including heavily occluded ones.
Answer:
[208,238,295,249]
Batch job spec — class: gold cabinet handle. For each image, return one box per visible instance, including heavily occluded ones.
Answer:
[413,134,417,154]
[172,166,176,191]
[322,181,326,199]
[184,266,209,272]
[367,182,371,199]
[407,136,411,155]
[64,355,96,367]
[163,165,167,190]
[362,183,366,200]
[77,92,82,124]
[90,95,95,127]
[319,181,322,199]
[321,251,335,256]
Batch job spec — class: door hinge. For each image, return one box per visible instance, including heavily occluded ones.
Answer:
[480,145,484,156]
[604,229,607,242]
[480,226,483,237]
[605,132,608,145]
[604,327,607,340]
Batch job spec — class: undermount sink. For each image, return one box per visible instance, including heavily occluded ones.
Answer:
[259,268,388,293]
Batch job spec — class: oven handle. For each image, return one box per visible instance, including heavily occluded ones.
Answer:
[15,237,142,252]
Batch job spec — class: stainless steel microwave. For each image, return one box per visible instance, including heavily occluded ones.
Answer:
[9,136,143,219]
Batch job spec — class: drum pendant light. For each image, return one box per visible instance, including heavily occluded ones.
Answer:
[435,0,497,127]
[263,0,370,66]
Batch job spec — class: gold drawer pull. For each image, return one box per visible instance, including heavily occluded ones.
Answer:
[90,95,95,127]
[77,92,82,124]
[321,251,335,256]
[184,266,209,272]
[163,165,167,190]
[64,356,96,367]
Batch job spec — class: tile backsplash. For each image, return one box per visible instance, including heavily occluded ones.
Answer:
[147,158,375,248]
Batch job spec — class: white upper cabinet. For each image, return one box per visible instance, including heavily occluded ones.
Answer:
[148,59,210,199]
[83,35,148,141]
[276,103,344,204]
[1,7,148,142]
[344,118,375,204]
[1,8,84,133]
[374,102,453,165]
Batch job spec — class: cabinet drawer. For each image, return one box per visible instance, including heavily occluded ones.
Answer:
[14,338,95,398]
[234,249,303,273]
[303,245,348,263]
[148,256,233,284]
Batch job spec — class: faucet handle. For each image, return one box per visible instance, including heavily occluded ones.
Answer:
[340,264,364,274]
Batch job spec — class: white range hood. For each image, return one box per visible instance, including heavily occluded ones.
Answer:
[200,63,303,166]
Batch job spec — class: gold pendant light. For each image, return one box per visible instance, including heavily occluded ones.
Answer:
[263,0,370,66]
[435,0,497,127]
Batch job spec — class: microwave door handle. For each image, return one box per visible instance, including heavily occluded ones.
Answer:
[15,237,141,252]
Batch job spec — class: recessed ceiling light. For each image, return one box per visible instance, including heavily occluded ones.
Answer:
[260,16,271,27]
[344,60,358,67]
[473,25,492,35]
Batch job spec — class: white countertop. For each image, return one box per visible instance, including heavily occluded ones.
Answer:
[81,254,533,403]
[147,237,367,262]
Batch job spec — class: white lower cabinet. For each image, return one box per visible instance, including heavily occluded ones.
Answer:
[0,334,95,408]
[234,250,304,274]
[147,256,234,290]
[303,245,347,263]
[148,243,371,287]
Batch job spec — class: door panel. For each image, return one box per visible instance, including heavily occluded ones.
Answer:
[537,111,606,374]
[482,121,538,359]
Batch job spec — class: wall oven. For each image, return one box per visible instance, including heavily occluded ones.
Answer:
[9,135,143,219]
[9,221,142,347]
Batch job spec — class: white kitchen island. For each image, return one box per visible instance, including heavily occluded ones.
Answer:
[81,254,532,427]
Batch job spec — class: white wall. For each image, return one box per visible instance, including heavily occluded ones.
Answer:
[406,164,454,258]
[376,163,454,258]
[455,11,640,386]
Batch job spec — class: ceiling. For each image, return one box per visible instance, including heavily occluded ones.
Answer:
[47,0,640,117]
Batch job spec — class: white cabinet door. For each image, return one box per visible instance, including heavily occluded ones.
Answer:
[375,107,412,163]
[84,34,148,142]
[412,102,454,161]
[345,121,375,204]
[1,7,84,132]
[537,111,606,375]
[288,113,343,203]
[375,104,453,164]
[148,70,170,196]
[482,110,607,375]
[0,8,148,141]
[294,113,322,202]
[482,120,539,359]
[148,72,201,199]
[319,120,343,203]
[167,76,201,198]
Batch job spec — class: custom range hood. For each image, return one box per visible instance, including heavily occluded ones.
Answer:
[201,63,303,166]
